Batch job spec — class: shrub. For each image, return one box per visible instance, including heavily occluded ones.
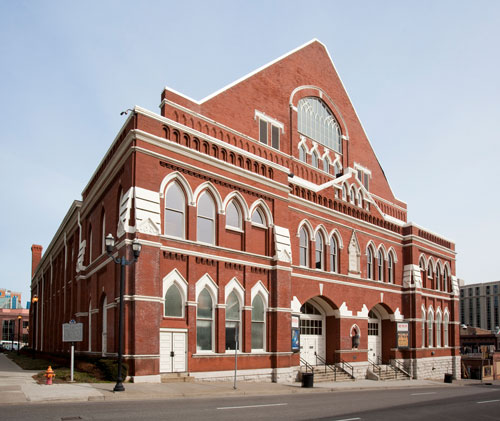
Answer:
[96,359,128,381]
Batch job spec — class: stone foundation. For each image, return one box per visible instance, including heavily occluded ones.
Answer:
[396,356,461,380]
[191,367,296,383]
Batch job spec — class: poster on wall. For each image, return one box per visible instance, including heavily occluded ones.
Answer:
[396,322,410,349]
[291,315,300,353]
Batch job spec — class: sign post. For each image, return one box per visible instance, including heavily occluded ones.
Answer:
[62,320,83,382]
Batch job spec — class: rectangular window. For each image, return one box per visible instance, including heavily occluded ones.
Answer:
[271,125,280,150]
[476,298,481,327]
[364,173,370,190]
[259,119,268,145]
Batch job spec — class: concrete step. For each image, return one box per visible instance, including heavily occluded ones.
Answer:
[160,373,194,383]
[300,366,354,382]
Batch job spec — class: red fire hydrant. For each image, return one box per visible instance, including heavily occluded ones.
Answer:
[44,366,55,385]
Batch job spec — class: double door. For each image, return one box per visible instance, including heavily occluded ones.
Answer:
[160,330,187,373]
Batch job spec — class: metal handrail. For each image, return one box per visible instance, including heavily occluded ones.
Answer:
[390,359,411,378]
[300,357,314,373]
[368,358,381,377]
[314,352,338,381]
[338,359,355,379]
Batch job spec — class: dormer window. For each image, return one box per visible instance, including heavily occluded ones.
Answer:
[298,97,342,154]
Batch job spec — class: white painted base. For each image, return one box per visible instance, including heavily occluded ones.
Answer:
[131,374,162,383]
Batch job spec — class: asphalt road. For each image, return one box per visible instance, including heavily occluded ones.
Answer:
[1,385,499,420]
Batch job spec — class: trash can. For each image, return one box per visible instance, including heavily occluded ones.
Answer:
[302,372,314,388]
[444,373,453,383]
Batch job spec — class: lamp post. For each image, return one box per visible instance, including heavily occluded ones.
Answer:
[32,295,38,359]
[105,234,142,392]
[17,315,22,355]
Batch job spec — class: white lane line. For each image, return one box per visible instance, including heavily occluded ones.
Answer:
[217,403,288,410]
[477,399,500,404]
[334,418,361,421]
[411,392,437,396]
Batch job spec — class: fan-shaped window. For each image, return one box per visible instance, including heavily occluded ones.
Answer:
[299,145,307,163]
[197,289,213,351]
[251,208,266,226]
[367,247,374,280]
[378,250,384,281]
[330,236,338,273]
[225,291,241,351]
[301,302,321,315]
[298,97,342,153]
[165,182,186,238]
[251,295,265,350]
[164,284,183,317]
[226,200,242,230]
[315,232,324,270]
[197,192,216,245]
[299,227,309,267]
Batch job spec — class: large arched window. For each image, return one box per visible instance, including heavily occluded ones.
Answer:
[435,266,441,291]
[315,232,324,270]
[330,236,338,273]
[197,191,216,245]
[427,310,434,347]
[197,288,213,351]
[251,208,266,226]
[299,227,309,267]
[226,200,242,230]
[164,284,183,317]
[251,294,266,350]
[436,312,442,347]
[421,308,426,348]
[165,182,186,238]
[367,247,374,280]
[311,151,319,168]
[377,250,384,281]
[225,291,241,351]
[387,252,394,283]
[297,97,342,153]
[444,313,449,347]
[323,157,330,173]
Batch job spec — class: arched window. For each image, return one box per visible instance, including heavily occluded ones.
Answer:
[226,200,242,230]
[197,288,213,351]
[164,284,183,317]
[427,310,434,347]
[350,187,356,204]
[422,308,426,348]
[334,162,341,177]
[443,267,449,292]
[297,97,342,153]
[101,211,106,254]
[387,253,394,283]
[427,262,433,279]
[367,247,374,280]
[165,182,186,238]
[315,232,324,270]
[435,266,441,291]
[88,227,93,264]
[299,227,309,267]
[436,312,442,347]
[444,313,449,347]
[197,191,216,245]
[299,145,307,163]
[342,184,347,201]
[330,236,338,273]
[251,208,266,226]
[225,291,241,351]
[311,151,319,168]
[357,192,363,207]
[251,294,265,350]
[323,158,330,173]
[377,250,384,281]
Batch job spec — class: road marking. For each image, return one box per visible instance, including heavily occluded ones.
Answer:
[334,418,361,421]
[411,392,437,396]
[477,399,500,404]
[217,403,288,410]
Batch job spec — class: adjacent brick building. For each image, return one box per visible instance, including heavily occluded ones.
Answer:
[30,40,459,382]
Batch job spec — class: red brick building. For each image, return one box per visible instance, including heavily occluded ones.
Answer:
[30,40,459,382]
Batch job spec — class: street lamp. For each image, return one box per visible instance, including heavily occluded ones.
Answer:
[32,295,38,359]
[17,315,22,354]
[105,234,142,392]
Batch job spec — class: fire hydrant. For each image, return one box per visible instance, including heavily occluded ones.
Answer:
[44,366,55,385]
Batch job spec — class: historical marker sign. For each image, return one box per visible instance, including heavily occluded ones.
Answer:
[62,323,83,342]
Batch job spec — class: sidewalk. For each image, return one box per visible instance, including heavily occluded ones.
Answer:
[0,353,494,405]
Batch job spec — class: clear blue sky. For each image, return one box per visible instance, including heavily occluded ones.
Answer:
[1,0,499,307]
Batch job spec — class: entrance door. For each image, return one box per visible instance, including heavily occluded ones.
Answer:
[300,302,326,367]
[160,331,187,373]
[368,310,381,362]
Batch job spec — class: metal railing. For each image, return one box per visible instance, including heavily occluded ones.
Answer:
[338,359,355,379]
[300,357,314,373]
[314,352,338,381]
[368,358,382,377]
[390,359,412,379]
